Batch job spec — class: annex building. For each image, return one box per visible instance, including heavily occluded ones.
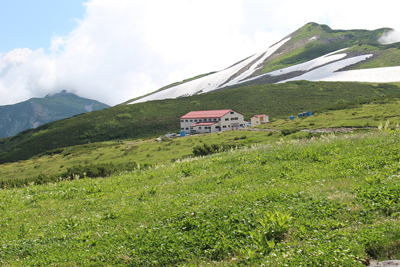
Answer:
[251,114,269,125]
[180,109,246,134]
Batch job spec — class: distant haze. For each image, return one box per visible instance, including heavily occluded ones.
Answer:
[1,0,400,106]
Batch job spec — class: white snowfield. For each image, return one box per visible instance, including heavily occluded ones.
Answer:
[279,61,400,83]
[130,44,400,105]
[242,48,350,84]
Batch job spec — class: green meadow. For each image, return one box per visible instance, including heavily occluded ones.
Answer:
[0,130,283,187]
[259,97,400,134]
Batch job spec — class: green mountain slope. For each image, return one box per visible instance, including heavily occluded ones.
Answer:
[1,81,400,164]
[0,90,109,138]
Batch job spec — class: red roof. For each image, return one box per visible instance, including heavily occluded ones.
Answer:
[190,122,218,127]
[181,109,232,119]
[252,114,268,118]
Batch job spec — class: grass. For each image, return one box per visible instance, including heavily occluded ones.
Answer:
[258,98,400,132]
[1,129,400,266]
[0,130,283,186]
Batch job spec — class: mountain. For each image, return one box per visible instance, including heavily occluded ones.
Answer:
[0,90,109,138]
[127,22,400,104]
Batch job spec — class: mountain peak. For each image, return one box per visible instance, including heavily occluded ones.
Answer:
[45,89,71,98]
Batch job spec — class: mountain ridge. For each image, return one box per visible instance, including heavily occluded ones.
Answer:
[0,90,109,138]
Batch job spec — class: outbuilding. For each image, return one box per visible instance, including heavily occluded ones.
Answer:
[251,114,269,125]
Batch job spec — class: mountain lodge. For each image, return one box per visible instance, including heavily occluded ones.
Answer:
[180,109,246,134]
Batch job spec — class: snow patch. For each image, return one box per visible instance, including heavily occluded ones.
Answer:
[277,54,376,82]
[85,102,94,112]
[303,65,400,83]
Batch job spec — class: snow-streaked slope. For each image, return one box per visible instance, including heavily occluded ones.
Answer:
[129,37,291,104]
[242,48,350,84]
[268,48,349,76]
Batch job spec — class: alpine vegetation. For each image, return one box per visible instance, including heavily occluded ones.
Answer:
[1,129,400,266]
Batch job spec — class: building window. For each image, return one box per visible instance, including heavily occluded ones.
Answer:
[185,127,189,130]
[199,119,202,122]
[181,128,184,130]
[185,120,188,122]
[190,127,193,129]
[218,118,221,121]
[190,120,193,122]
[194,119,197,122]
[230,112,234,114]
[199,127,202,129]
[213,118,217,121]
[223,125,226,128]
[225,118,229,121]
[181,120,183,122]
[228,125,230,127]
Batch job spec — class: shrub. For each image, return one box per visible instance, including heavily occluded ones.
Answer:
[192,143,243,156]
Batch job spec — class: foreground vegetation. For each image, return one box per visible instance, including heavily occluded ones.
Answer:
[1,129,400,266]
[1,81,399,164]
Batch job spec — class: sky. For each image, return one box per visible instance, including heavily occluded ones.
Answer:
[1,0,400,106]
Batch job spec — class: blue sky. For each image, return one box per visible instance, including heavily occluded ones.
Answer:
[0,0,85,52]
[1,0,400,106]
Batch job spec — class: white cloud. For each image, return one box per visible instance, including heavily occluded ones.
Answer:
[1,0,400,106]
[379,30,400,44]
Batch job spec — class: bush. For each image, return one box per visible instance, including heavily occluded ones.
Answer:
[192,143,243,156]
[281,128,299,136]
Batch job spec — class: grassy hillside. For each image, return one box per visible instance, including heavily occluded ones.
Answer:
[259,94,400,132]
[1,81,400,164]
[0,130,284,188]
[1,129,400,266]
[3,92,400,189]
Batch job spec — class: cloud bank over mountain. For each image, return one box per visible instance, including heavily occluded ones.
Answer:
[1,0,399,106]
